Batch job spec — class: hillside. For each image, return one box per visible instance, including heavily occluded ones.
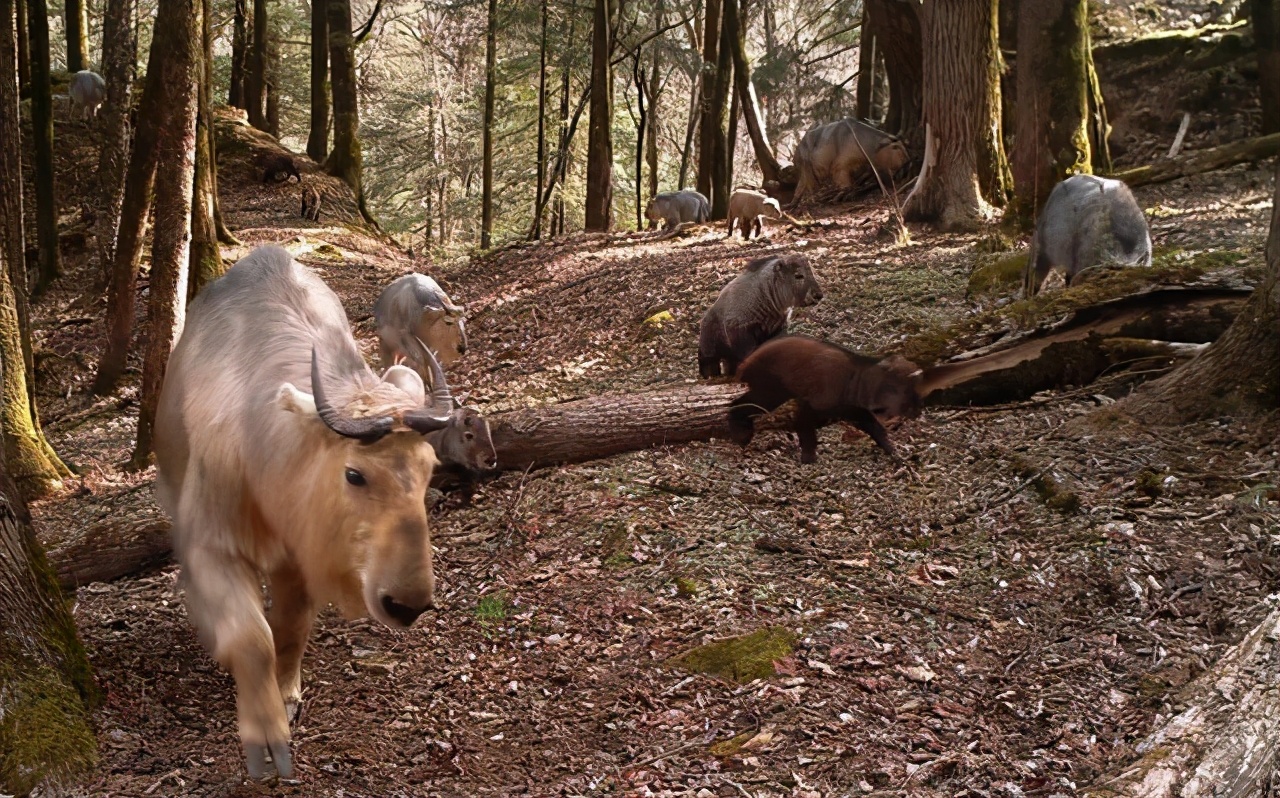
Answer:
[20,49,1280,798]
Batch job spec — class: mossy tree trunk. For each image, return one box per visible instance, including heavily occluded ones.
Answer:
[0,0,69,500]
[1119,161,1280,421]
[91,0,136,288]
[325,0,374,224]
[64,0,87,71]
[306,0,328,161]
[0,446,96,796]
[131,0,198,469]
[188,0,221,300]
[904,0,1009,231]
[1011,0,1093,225]
[228,0,247,108]
[246,0,267,129]
[865,0,922,148]
[584,0,613,230]
[480,0,496,248]
[1252,0,1280,134]
[27,0,59,297]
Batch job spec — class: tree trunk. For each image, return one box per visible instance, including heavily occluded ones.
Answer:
[1011,0,1093,225]
[0,443,96,795]
[131,0,198,469]
[696,0,719,199]
[697,0,731,217]
[188,0,220,300]
[306,0,328,161]
[551,18,572,237]
[533,0,547,240]
[728,0,780,186]
[584,0,613,231]
[480,0,496,248]
[64,0,87,71]
[265,34,280,138]
[865,0,922,146]
[14,0,25,92]
[646,18,661,199]
[855,3,882,121]
[228,0,247,108]
[91,10,168,395]
[904,0,1008,231]
[1251,0,1280,134]
[246,0,266,129]
[1108,131,1280,187]
[91,0,135,288]
[27,0,59,297]
[634,58,647,229]
[0,0,68,500]
[325,0,373,224]
[1119,161,1280,422]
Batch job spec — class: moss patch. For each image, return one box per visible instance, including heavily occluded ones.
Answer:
[671,626,796,683]
[0,664,98,795]
[1012,456,1081,515]
[674,577,700,598]
[968,252,1028,297]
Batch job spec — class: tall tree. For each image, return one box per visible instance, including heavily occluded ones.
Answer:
[727,0,782,186]
[1,0,69,499]
[265,33,280,137]
[228,0,247,108]
[904,0,1009,231]
[696,0,722,204]
[709,0,734,216]
[1011,0,1096,223]
[645,3,662,201]
[189,0,222,300]
[91,0,136,288]
[584,0,612,231]
[306,0,329,161]
[480,0,496,248]
[1253,0,1280,134]
[864,0,922,145]
[27,0,59,296]
[64,0,87,70]
[326,0,373,223]
[533,0,547,240]
[131,0,199,468]
[247,0,267,128]
[13,0,25,91]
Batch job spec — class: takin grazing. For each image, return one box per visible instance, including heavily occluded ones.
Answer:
[154,245,457,779]
[374,273,468,385]
[300,185,321,221]
[698,253,823,378]
[727,188,783,240]
[728,335,923,464]
[426,406,498,494]
[645,189,711,231]
[68,70,106,121]
[259,151,301,184]
[792,118,910,202]
[1023,174,1152,297]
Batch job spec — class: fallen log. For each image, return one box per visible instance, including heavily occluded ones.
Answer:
[49,512,172,590]
[1108,132,1280,188]
[1085,601,1280,797]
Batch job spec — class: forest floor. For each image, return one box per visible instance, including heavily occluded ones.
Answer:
[21,15,1280,798]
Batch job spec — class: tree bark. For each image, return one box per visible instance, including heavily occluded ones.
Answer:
[904,0,1009,231]
[228,0,247,108]
[646,17,661,200]
[27,0,59,297]
[0,439,96,795]
[855,3,885,122]
[1119,161,1280,421]
[728,0,781,186]
[91,15,167,396]
[1250,0,1280,134]
[696,0,720,201]
[0,0,68,500]
[865,0,922,146]
[533,0,547,240]
[480,0,496,248]
[634,57,647,229]
[64,0,87,71]
[247,0,267,129]
[306,0,328,161]
[697,0,731,217]
[1108,132,1280,187]
[91,0,136,288]
[551,13,575,237]
[585,0,613,231]
[188,0,221,301]
[13,0,25,92]
[325,0,373,224]
[265,34,280,137]
[131,0,199,469]
[1012,0,1094,225]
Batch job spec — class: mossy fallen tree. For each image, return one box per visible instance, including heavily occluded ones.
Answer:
[1108,132,1280,188]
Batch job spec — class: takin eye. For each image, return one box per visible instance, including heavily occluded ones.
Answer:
[463,431,475,441]
[344,468,367,487]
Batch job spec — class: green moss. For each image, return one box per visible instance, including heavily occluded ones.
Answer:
[709,731,755,757]
[475,592,510,624]
[968,252,1028,297]
[674,577,700,598]
[1135,469,1165,498]
[1012,456,1081,515]
[0,664,97,795]
[671,626,796,683]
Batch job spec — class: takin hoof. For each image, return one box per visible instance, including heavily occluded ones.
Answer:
[244,738,293,780]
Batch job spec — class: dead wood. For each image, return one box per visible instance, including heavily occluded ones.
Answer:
[50,511,172,590]
[1108,132,1280,188]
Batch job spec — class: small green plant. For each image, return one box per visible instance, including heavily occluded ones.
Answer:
[475,592,510,625]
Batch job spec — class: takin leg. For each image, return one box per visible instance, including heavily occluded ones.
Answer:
[794,402,822,464]
[266,562,316,724]
[181,545,293,779]
[728,386,789,447]
[840,407,899,461]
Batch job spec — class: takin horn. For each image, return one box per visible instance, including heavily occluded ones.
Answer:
[401,340,454,434]
[311,349,396,442]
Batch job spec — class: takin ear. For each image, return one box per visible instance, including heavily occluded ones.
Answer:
[421,307,448,324]
[276,382,318,416]
[381,364,427,404]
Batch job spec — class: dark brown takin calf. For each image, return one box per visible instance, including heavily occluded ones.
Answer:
[426,407,497,494]
[728,335,923,464]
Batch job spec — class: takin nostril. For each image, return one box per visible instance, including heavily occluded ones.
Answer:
[381,594,429,627]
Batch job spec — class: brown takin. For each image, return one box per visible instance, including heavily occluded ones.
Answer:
[698,254,823,377]
[728,335,923,464]
[426,406,498,494]
[154,246,456,780]
[726,188,782,239]
[258,151,301,183]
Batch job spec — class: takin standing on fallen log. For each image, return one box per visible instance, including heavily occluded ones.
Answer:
[1024,174,1153,297]
[726,188,783,240]
[154,246,457,780]
[729,335,923,464]
[698,253,824,377]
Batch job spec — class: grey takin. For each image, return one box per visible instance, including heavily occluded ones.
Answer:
[698,254,823,377]
[154,246,456,779]
[728,335,923,464]
[373,272,468,385]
